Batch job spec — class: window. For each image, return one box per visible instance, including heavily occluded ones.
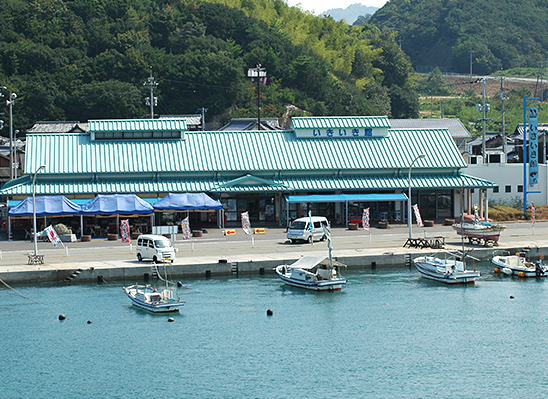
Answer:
[493,186,499,193]
[470,157,477,164]
[505,185,511,193]
[470,189,475,193]
[517,185,523,193]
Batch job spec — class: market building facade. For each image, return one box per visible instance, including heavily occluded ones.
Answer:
[0,116,494,237]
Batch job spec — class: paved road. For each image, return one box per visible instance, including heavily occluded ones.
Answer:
[0,220,546,274]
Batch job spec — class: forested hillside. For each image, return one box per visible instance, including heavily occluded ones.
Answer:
[370,0,548,74]
[0,0,418,131]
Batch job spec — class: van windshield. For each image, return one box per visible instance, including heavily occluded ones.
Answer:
[290,221,307,229]
[154,239,172,248]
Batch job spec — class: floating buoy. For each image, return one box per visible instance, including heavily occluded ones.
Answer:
[168,317,175,322]
[177,281,183,287]
[510,296,515,299]
[494,268,500,273]
[87,320,92,324]
[58,314,66,321]
[518,272,525,277]
[266,309,273,316]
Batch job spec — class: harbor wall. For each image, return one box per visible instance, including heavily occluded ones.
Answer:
[1,245,545,285]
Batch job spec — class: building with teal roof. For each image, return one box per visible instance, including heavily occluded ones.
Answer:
[1,116,493,231]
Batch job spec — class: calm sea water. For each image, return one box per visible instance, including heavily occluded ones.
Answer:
[2,263,548,398]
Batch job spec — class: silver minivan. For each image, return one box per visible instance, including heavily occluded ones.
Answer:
[287,216,329,243]
[136,234,176,263]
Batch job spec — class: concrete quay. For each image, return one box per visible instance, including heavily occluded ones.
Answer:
[0,221,547,284]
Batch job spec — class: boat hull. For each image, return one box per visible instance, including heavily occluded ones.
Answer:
[124,285,184,313]
[277,273,347,291]
[452,223,505,243]
[414,257,479,284]
[491,256,548,277]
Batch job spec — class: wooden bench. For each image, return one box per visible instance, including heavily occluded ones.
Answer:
[27,254,44,265]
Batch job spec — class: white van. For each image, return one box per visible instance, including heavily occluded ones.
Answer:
[287,216,329,243]
[136,234,177,263]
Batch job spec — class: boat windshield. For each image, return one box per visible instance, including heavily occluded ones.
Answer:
[290,221,307,229]
[154,239,172,248]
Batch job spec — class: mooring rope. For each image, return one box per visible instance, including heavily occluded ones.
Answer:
[0,276,42,305]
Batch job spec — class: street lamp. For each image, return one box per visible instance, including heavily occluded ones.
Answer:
[408,154,425,238]
[33,165,46,256]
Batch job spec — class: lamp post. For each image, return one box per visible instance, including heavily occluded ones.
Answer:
[33,165,46,256]
[408,154,425,238]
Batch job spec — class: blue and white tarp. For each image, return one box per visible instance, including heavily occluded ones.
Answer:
[153,193,223,211]
[9,196,82,217]
[80,194,154,216]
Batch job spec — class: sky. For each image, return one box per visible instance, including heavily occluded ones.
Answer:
[285,0,388,15]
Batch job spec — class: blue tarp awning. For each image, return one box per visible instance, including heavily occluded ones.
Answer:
[80,194,154,216]
[153,193,223,211]
[9,196,82,217]
[286,194,408,203]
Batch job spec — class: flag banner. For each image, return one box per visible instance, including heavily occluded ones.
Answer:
[412,204,423,228]
[529,107,539,185]
[532,203,535,224]
[181,217,191,240]
[362,208,370,230]
[43,225,61,247]
[241,211,252,235]
[120,219,130,243]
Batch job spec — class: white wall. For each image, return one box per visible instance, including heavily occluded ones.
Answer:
[466,163,547,206]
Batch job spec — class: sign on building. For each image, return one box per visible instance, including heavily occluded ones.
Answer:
[529,107,539,185]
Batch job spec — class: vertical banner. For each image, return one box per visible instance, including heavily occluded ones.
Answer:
[181,217,191,240]
[529,107,539,185]
[532,202,535,224]
[412,204,423,228]
[362,208,370,230]
[241,211,252,235]
[120,219,130,243]
[44,225,61,247]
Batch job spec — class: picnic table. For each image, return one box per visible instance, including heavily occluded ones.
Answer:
[404,236,445,249]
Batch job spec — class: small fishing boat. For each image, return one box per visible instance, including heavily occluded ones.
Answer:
[124,284,185,313]
[492,251,548,277]
[413,252,480,284]
[275,225,347,291]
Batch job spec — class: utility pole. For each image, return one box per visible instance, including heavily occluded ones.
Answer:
[247,64,267,130]
[500,76,507,163]
[482,78,486,164]
[197,107,208,131]
[144,66,158,119]
[469,49,473,89]
[6,90,16,180]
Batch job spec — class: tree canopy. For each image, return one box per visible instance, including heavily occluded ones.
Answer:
[0,0,419,131]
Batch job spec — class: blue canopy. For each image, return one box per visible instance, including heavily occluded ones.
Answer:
[81,194,154,216]
[9,196,82,217]
[153,193,223,211]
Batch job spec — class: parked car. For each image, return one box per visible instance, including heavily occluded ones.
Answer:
[287,216,329,243]
[136,234,177,263]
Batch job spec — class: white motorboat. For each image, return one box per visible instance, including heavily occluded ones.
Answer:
[492,251,548,277]
[413,252,480,284]
[276,225,347,291]
[124,284,185,313]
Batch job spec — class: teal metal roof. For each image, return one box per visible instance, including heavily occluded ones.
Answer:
[89,119,186,132]
[23,128,465,175]
[290,116,390,130]
[0,174,494,196]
